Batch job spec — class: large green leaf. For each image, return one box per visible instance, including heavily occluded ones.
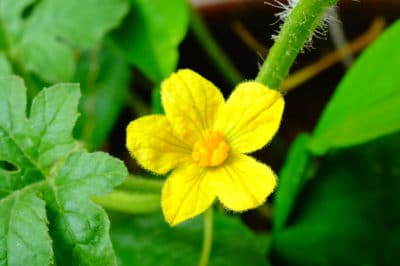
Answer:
[0,0,129,82]
[111,212,270,266]
[273,134,312,231]
[270,132,400,265]
[73,39,131,150]
[308,20,400,155]
[0,193,52,266]
[113,0,189,82]
[0,76,127,265]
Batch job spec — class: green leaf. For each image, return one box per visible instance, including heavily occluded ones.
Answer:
[113,0,189,82]
[0,53,12,76]
[111,212,270,266]
[0,76,127,265]
[0,192,53,266]
[308,20,400,155]
[74,39,131,150]
[273,134,312,231]
[270,132,400,265]
[0,0,129,82]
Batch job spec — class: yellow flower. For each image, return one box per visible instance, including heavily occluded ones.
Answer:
[126,69,285,226]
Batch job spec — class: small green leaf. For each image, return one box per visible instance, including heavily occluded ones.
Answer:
[74,39,131,150]
[308,20,400,155]
[270,132,400,265]
[113,0,189,82]
[1,0,129,82]
[273,134,312,231]
[0,76,127,265]
[111,212,270,266]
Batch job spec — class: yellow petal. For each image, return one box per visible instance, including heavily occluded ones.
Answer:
[161,69,225,145]
[215,82,284,153]
[209,153,276,211]
[126,115,191,174]
[162,163,215,226]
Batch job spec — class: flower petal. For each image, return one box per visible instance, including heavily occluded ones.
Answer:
[162,163,215,226]
[209,153,276,211]
[161,69,225,145]
[126,115,191,174]
[215,82,284,153]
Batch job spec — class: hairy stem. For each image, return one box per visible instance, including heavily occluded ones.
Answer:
[256,0,338,89]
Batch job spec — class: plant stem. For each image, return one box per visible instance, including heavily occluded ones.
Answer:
[81,47,100,150]
[256,0,338,89]
[198,207,213,266]
[190,6,243,87]
[151,86,164,114]
[117,175,164,193]
[93,190,161,214]
[232,21,269,57]
[94,176,164,214]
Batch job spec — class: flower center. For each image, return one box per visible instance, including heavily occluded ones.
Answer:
[192,130,230,167]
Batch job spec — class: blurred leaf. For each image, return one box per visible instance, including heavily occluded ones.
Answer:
[74,39,130,150]
[111,212,270,266]
[273,134,312,231]
[308,20,400,155]
[0,53,12,75]
[0,77,127,265]
[0,0,129,82]
[113,0,189,82]
[270,132,400,265]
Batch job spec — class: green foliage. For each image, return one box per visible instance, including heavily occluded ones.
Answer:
[0,0,129,82]
[270,132,400,265]
[0,53,11,75]
[271,20,400,266]
[113,0,189,82]
[73,40,131,150]
[0,77,127,265]
[273,134,312,231]
[308,20,400,155]
[0,192,53,266]
[111,212,270,266]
